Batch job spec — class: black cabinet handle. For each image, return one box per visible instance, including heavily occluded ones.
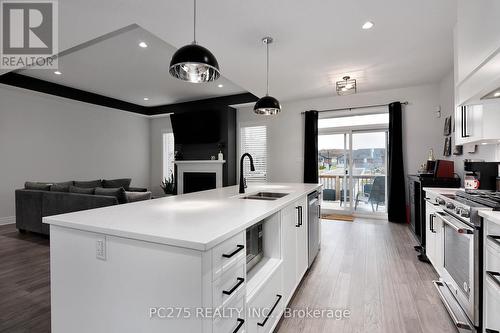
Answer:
[222,277,245,295]
[299,206,303,226]
[486,329,499,333]
[257,294,282,327]
[295,206,301,227]
[232,318,245,333]
[486,271,500,289]
[222,245,245,258]
[430,213,436,233]
[318,205,321,219]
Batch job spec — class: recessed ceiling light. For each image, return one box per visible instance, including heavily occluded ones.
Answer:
[362,21,374,30]
[54,71,62,75]
[143,97,149,101]
[138,41,148,48]
[494,91,500,97]
[218,84,223,88]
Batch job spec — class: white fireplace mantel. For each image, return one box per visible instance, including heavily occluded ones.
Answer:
[174,160,226,194]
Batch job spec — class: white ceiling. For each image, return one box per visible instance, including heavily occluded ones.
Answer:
[4,0,457,103]
[18,26,247,106]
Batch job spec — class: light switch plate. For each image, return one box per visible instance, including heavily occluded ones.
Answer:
[96,236,106,260]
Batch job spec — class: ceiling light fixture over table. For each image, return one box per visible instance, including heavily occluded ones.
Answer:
[254,37,281,115]
[169,0,220,83]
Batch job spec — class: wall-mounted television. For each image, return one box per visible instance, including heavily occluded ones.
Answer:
[170,110,221,144]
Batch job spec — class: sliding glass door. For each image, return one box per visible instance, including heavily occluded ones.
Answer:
[318,112,389,217]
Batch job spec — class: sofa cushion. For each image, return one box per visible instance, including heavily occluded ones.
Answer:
[69,186,95,195]
[95,187,128,204]
[25,181,52,191]
[74,180,102,188]
[50,181,73,192]
[125,191,152,203]
[102,178,131,191]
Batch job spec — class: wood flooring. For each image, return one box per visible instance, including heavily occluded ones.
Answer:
[277,218,457,333]
[0,218,457,333]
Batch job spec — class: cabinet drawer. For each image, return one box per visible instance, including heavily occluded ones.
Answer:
[486,220,500,240]
[213,289,246,333]
[213,232,246,281]
[484,272,500,331]
[486,238,500,273]
[246,265,283,333]
[213,259,246,309]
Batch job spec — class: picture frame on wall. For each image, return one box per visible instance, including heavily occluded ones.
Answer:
[443,116,452,136]
[443,137,452,156]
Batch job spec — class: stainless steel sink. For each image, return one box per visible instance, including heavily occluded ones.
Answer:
[241,192,289,201]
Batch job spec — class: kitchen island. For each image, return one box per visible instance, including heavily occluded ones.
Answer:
[44,183,322,333]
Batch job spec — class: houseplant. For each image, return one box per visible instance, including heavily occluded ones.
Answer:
[161,173,175,195]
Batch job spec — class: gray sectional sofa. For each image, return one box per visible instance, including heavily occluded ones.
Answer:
[16,179,151,235]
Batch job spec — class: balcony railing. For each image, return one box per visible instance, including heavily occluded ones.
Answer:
[319,174,385,201]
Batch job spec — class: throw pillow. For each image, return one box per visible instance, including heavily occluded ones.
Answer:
[102,178,132,191]
[25,181,52,191]
[50,184,70,192]
[95,187,128,204]
[74,179,102,188]
[69,186,95,195]
[125,191,152,203]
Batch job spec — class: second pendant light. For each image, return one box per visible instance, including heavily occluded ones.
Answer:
[254,37,281,115]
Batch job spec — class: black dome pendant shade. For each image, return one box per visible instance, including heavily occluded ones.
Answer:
[254,37,281,115]
[169,0,220,83]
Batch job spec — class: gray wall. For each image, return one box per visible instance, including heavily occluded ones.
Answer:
[237,83,445,183]
[438,71,499,181]
[0,85,151,221]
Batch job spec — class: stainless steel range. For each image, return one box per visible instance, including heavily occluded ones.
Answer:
[430,190,500,332]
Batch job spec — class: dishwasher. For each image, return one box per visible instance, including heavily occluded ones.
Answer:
[308,191,321,267]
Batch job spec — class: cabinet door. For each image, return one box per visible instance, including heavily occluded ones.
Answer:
[281,203,297,302]
[295,198,308,282]
[425,202,437,265]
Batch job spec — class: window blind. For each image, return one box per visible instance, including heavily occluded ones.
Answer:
[162,132,175,180]
[240,125,267,182]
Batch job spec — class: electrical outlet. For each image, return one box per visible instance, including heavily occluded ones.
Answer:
[96,236,106,260]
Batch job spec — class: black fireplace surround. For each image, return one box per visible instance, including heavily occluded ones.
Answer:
[183,173,216,194]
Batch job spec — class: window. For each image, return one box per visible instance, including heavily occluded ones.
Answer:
[163,132,175,180]
[240,125,267,182]
[318,113,388,129]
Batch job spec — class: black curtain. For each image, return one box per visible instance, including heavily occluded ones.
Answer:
[387,102,406,223]
[304,110,319,183]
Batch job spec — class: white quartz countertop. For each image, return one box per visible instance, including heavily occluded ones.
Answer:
[423,187,463,196]
[479,210,500,225]
[43,183,321,251]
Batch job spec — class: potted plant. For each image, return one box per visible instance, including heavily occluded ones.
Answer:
[161,172,175,196]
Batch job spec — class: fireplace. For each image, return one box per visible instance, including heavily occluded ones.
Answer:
[183,172,216,194]
[174,160,225,194]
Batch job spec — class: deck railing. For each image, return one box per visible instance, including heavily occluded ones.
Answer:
[319,174,385,201]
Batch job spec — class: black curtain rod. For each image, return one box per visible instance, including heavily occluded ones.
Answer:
[301,101,409,114]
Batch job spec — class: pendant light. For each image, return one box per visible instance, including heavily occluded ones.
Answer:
[169,0,220,83]
[254,37,281,115]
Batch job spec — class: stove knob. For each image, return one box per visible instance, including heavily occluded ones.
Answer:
[437,198,445,205]
[461,210,470,218]
[456,207,462,215]
[445,202,455,210]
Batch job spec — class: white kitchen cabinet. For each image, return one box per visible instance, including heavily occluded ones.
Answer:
[281,198,308,306]
[454,102,500,145]
[455,0,500,85]
[425,200,444,275]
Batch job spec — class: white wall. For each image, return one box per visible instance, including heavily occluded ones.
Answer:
[237,83,445,184]
[439,71,499,180]
[149,116,173,197]
[0,85,150,220]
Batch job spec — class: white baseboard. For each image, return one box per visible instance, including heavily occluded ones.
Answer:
[0,216,15,225]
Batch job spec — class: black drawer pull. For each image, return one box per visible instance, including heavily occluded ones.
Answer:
[223,277,245,295]
[222,245,245,258]
[257,294,282,327]
[232,318,245,333]
[486,271,500,289]
[486,329,499,333]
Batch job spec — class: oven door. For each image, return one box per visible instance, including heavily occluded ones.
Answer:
[436,211,476,326]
